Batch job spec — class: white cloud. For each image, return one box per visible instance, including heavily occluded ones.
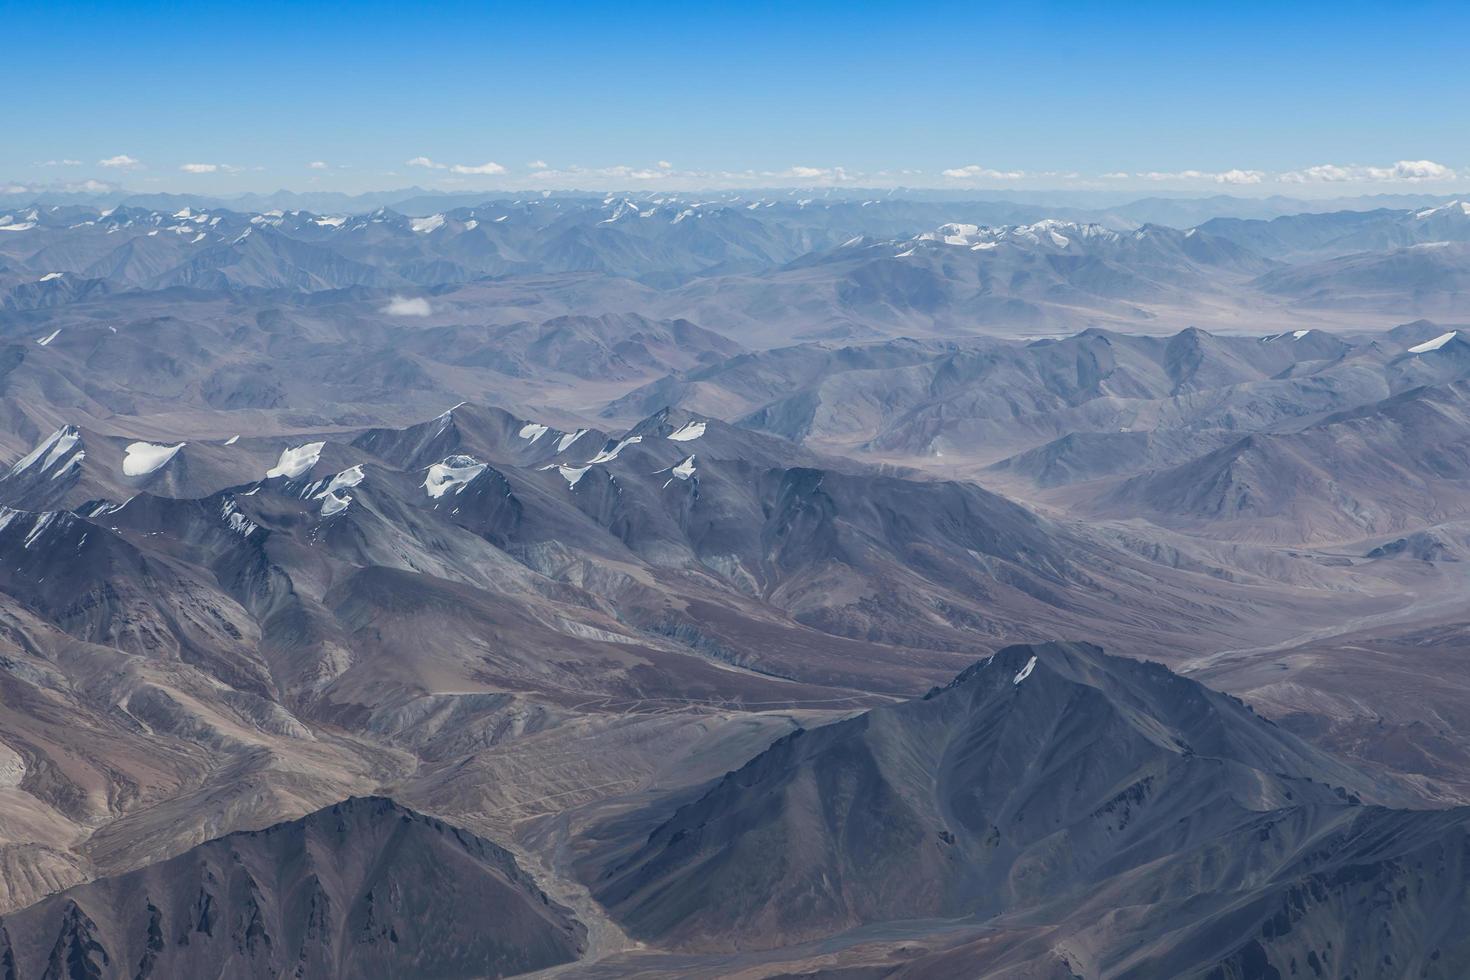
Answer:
[531,163,678,182]
[1279,160,1458,183]
[1370,159,1455,181]
[450,161,506,175]
[1278,164,1355,183]
[1133,168,1264,184]
[180,162,241,175]
[773,166,854,183]
[1215,169,1265,185]
[606,165,669,180]
[408,156,506,176]
[382,295,432,317]
[308,160,329,170]
[657,160,673,170]
[1100,172,1132,180]
[528,160,549,169]
[98,154,142,170]
[17,178,115,194]
[941,165,1026,180]
[38,159,81,167]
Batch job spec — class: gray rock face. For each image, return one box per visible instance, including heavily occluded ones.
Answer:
[580,642,1470,976]
[0,796,584,979]
[1093,379,1470,541]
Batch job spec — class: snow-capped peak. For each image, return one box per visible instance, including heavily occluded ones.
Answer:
[909,219,1117,252]
[1413,201,1470,220]
[9,426,81,477]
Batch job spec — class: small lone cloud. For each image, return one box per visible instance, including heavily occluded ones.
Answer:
[382,295,432,317]
[528,160,549,169]
[308,160,329,170]
[450,161,506,175]
[180,162,241,175]
[409,157,506,175]
[99,154,142,170]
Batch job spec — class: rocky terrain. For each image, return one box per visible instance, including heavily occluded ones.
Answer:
[580,643,1467,977]
[0,796,585,979]
[0,191,1468,977]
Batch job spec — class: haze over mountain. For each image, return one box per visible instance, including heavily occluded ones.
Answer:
[9,0,1470,972]
[2,182,1470,979]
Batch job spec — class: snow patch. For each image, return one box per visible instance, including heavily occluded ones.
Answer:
[557,428,588,452]
[410,214,446,234]
[667,420,706,442]
[558,465,589,488]
[50,452,84,479]
[22,512,64,550]
[122,441,184,477]
[1013,656,1037,685]
[307,464,364,500]
[586,435,642,464]
[36,329,60,347]
[1408,331,1458,353]
[220,498,259,538]
[11,426,81,476]
[319,491,352,517]
[424,456,486,498]
[266,441,325,480]
[37,272,63,282]
[518,422,549,442]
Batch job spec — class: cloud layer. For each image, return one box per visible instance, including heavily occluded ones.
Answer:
[7,155,1466,194]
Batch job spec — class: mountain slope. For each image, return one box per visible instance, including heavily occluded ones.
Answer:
[578,642,1468,977]
[0,796,584,979]
[1090,380,1470,542]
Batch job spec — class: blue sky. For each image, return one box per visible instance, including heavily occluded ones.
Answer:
[6,0,1469,195]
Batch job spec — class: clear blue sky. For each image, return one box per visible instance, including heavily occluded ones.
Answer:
[6,0,1468,194]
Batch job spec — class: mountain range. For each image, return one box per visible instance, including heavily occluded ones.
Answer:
[1,191,1469,977]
